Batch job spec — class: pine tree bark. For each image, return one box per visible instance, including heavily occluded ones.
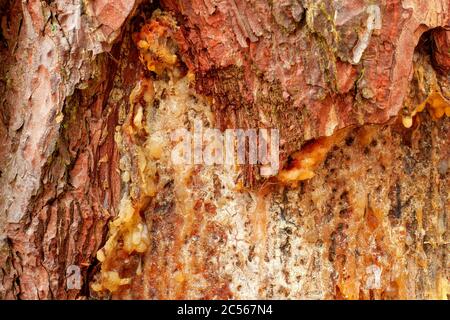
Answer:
[0,0,449,299]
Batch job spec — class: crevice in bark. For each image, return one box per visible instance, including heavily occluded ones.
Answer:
[0,0,449,300]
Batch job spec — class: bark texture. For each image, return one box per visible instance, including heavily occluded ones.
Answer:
[0,0,449,299]
[162,0,450,166]
[0,0,141,299]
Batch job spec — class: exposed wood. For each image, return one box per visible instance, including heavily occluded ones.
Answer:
[0,0,448,299]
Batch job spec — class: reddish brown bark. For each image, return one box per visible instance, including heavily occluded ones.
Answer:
[0,0,449,300]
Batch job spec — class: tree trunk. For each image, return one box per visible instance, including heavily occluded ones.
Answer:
[0,0,448,299]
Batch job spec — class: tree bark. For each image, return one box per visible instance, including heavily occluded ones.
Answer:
[0,0,449,299]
